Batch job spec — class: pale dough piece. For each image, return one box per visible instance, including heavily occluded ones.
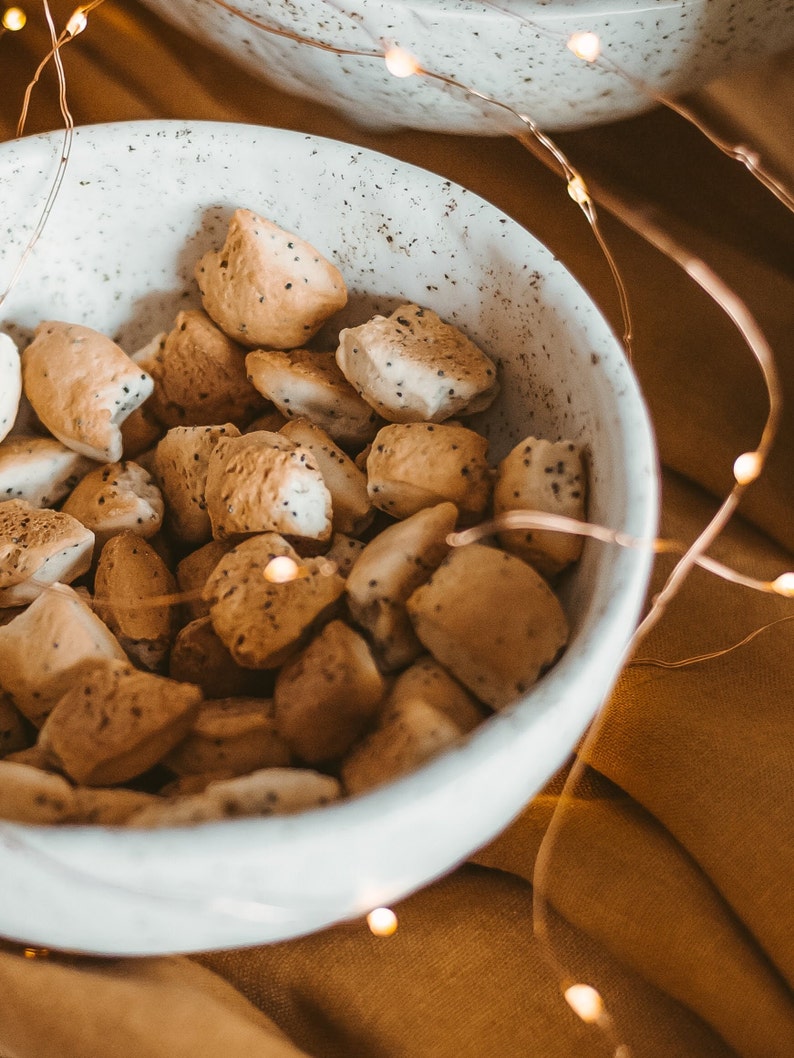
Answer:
[93,532,178,672]
[279,418,373,536]
[320,532,366,579]
[345,501,458,671]
[341,698,464,796]
[0,332,22,443]
[204,430,332,543]
[0,499,94,607]
[493,436,587,577]
[246,347,380,447]
[204,533,345,669]
[144,309,266,428]
[175,538,237,621]
[0,691,30,758]
[0,584,127,726]
[406,543,569,710]
[388,656,485,734]
[61,460,164,550]
[168,616,266,699]
[21,321,154,462]
[194,209,348,349]
[0,435,95,509]
[38,659,202,786]
[273,619,385,763]
[336,304,498,423]
[163,697,291,777]
[128,767,341,827]
[365,422,491,520]
[70,786,163,825]
[153,423,240,545]
[0,760,77,824]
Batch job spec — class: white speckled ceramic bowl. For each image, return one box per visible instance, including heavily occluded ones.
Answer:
[0,121,657,955]
[140,0,794,133]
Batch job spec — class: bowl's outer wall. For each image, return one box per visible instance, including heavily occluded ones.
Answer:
[0,122,658,953]
[138,0,794,132]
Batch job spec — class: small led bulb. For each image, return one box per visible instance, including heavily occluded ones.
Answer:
[263,555,301,584]
[733,450,762,486]
[772,572,794,598]
[367,907,398,936]
[65,6,88,37]
[567,31,601,63]
[2,6,27,31]
[564,982,604,1023]
[384,46,419,78]
[567,175,590,206]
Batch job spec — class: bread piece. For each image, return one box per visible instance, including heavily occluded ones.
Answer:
[366,422,491,520]
[493,437,587,577]
[163,697,290,776]
[406,543,569,710]
[69,786,163,825]
[388,656,485,734]
[38,659,202,786]
[0,584,128,726]
[153,423,240,545]
[280,418,373,536]
[204,533,345,669]
[321,532,366,579]
[246,347,380,447]
[0,690,30,758]
[0,435,95,508]
[21,321,154,462]
[341,698,464,796]
[169,616,267,699]
[273,620,385,763]
[143,309,266,428]
[120,403,165,459]
[0,499,94,607]
[0,332,22,443]
[94,532,178,671]
[61,460,164,550]
[204,430,332,543]
[0,760,77,824]
[336,304,498,423]
[345,501,458,671]
[175,539,237,621]
[128,767,341,827]
[194,208,347,349]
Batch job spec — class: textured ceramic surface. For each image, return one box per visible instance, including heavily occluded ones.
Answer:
[0,121,657,954]
[140,0,794,133]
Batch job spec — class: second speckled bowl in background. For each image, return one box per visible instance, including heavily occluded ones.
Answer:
[138,0,794,132]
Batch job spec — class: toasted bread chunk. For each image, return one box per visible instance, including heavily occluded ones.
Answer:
[406,543,569,710]
[366,422,491,521]
[246,347,380,447]
[21,321,153,462]
[38,659,202,786]
[336,304,498,423]
[61,460,164,550]
[0,760,77,824]
[195,209,347,349]
[493,436,587,577]
[0,333,22,443]
[0,499,94,607]
[169,615,267,699]
[175,539,237,621]
[164,697,290,777]
[0,435,95,509]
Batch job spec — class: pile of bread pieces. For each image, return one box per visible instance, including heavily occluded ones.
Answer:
[0,209,586,828]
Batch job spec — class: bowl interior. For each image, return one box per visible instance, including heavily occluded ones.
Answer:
[0,121,657,953]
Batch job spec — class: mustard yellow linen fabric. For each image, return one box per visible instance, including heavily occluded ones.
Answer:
[0,3,792,1056]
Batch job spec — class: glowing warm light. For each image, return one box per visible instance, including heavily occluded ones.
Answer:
[564,982,604,1023]
[23,946,49,958]
[65,6,88,37]
[263,555,301,583]
[772,572,794,598]
[384,46,419,78]
[567,31,601,63]
[567,175,591,206]
[367,907,398,936]
[733,450,762,485]
[2,6,26,30]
